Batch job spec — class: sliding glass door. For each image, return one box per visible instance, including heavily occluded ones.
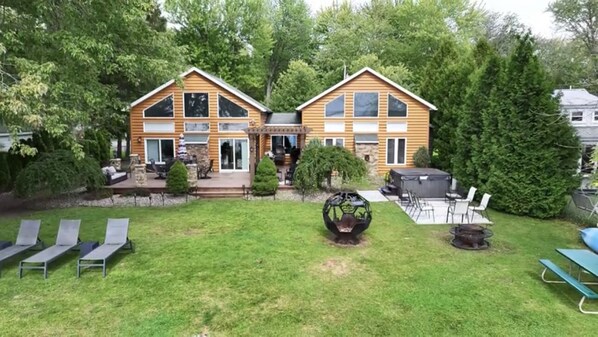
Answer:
[219,139,249,171]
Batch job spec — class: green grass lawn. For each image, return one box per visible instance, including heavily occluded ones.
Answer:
[0,200,595,336]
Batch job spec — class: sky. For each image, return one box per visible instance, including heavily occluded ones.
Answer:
[305,0,557,38]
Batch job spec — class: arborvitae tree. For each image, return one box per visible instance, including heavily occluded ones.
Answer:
[166,160,189,195]
[252,156,279,196]
[453,42,501,189]
[412,146,431,168]
[419,38,473,170]
[484,35,580,218]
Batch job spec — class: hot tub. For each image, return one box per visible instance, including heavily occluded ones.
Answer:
[390,168,451,198]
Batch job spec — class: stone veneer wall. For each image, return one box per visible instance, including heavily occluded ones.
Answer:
[187,144,210,168]
[355,143,379,176]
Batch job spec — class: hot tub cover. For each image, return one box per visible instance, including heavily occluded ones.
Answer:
[391,168,451,181]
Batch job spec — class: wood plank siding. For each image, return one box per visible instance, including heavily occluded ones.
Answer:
[300,71,432,175]
[130,72,266,172]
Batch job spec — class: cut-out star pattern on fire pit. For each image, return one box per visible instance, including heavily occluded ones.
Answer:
[323,192,372,245]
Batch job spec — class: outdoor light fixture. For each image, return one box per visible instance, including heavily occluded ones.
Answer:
[137,136,142,143]
[364,155,370,162]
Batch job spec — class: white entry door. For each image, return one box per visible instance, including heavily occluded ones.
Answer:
[219,138,249,171]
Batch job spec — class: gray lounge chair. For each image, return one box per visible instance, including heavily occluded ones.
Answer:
[0,220,44,277]
[19,219,81,279]
[77,218,134,277]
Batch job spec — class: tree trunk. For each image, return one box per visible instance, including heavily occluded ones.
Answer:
[117,137,122,159]
[125,133,130,158]
[265,75,274,104]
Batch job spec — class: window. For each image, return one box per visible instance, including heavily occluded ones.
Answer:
[594,111,598,122]
[218,95,248,118]
[324,138,344,147]
[271,135,297,154]
[144,95,174,118]
[184,93,209,117]
[581,145,596,174]
[184,122,209,132]
[571,111,583,122]
[354,92,379,117]
[325,95,345,117]
[219,122,249,132]
[386,138,406,165]
[145,139,174,163]
[388,94,407,117]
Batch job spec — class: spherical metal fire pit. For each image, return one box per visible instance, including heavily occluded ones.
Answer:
[449,224,493,250]
[323,192,372,244]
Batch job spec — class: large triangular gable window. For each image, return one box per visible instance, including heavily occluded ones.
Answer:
[325,94,345,117]
[143,95,174,118]
[218,94,248,118]
[388,94,407,117]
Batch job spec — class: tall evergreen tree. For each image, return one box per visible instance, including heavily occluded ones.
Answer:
[419,38,473,170]
[484,35,580,218]
[452,40,500,189]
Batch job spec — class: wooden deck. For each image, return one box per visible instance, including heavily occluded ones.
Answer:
[108,170,293,198]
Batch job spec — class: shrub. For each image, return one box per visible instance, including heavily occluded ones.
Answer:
[294,139,367,192]
[166,160,189,195]
[413,146,431,168]
[252,157,279,196]
[14,150,105,198]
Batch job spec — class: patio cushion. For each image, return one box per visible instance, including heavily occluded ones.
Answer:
[580,228,598,253]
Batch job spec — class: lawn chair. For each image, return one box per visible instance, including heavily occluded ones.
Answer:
[285,164,296,185]
[445,178,461,202]
[0,220,44,277]
[77,218,134,278]
[413,195,435,222]
[469,193,492,222]
[571,190,598,218]
[150,158,168,179]
[446,199,470,224]
[18,219,81,279]
[464,186,477,203]
[198,159,214,179]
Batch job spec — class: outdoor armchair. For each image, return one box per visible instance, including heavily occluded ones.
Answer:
[469,193,492,222]
[18,219,81,279]
[77,218,134,277]
[0,220,44,277]
[447,199,470,224]
[464,186,477,203]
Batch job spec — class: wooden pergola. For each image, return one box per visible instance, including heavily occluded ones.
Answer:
[244,125,312,180]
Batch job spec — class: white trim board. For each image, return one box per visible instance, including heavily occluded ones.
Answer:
[130,67,270,112]
[297,67,437,111]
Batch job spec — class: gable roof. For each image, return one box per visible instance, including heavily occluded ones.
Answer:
[554,89,598,107]
[130,67,270,112]
[296,67,437,111]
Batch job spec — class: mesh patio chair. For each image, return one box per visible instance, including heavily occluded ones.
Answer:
[0,220,44,277]
[77,218,134,278]
[464,186,477,203]
[469,193,492,222]
[446,199,470,224]
[413,195,435,222]
[19,219,81,279]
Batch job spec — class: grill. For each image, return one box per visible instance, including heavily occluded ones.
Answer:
[323,192,372,245]
[449,224,493,250]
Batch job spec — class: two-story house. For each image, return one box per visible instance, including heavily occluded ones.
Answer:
[129,67,436,179]
[297,67,437,175]
[555,88,598,173]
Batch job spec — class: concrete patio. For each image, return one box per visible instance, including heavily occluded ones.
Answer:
[394,198,493,225]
